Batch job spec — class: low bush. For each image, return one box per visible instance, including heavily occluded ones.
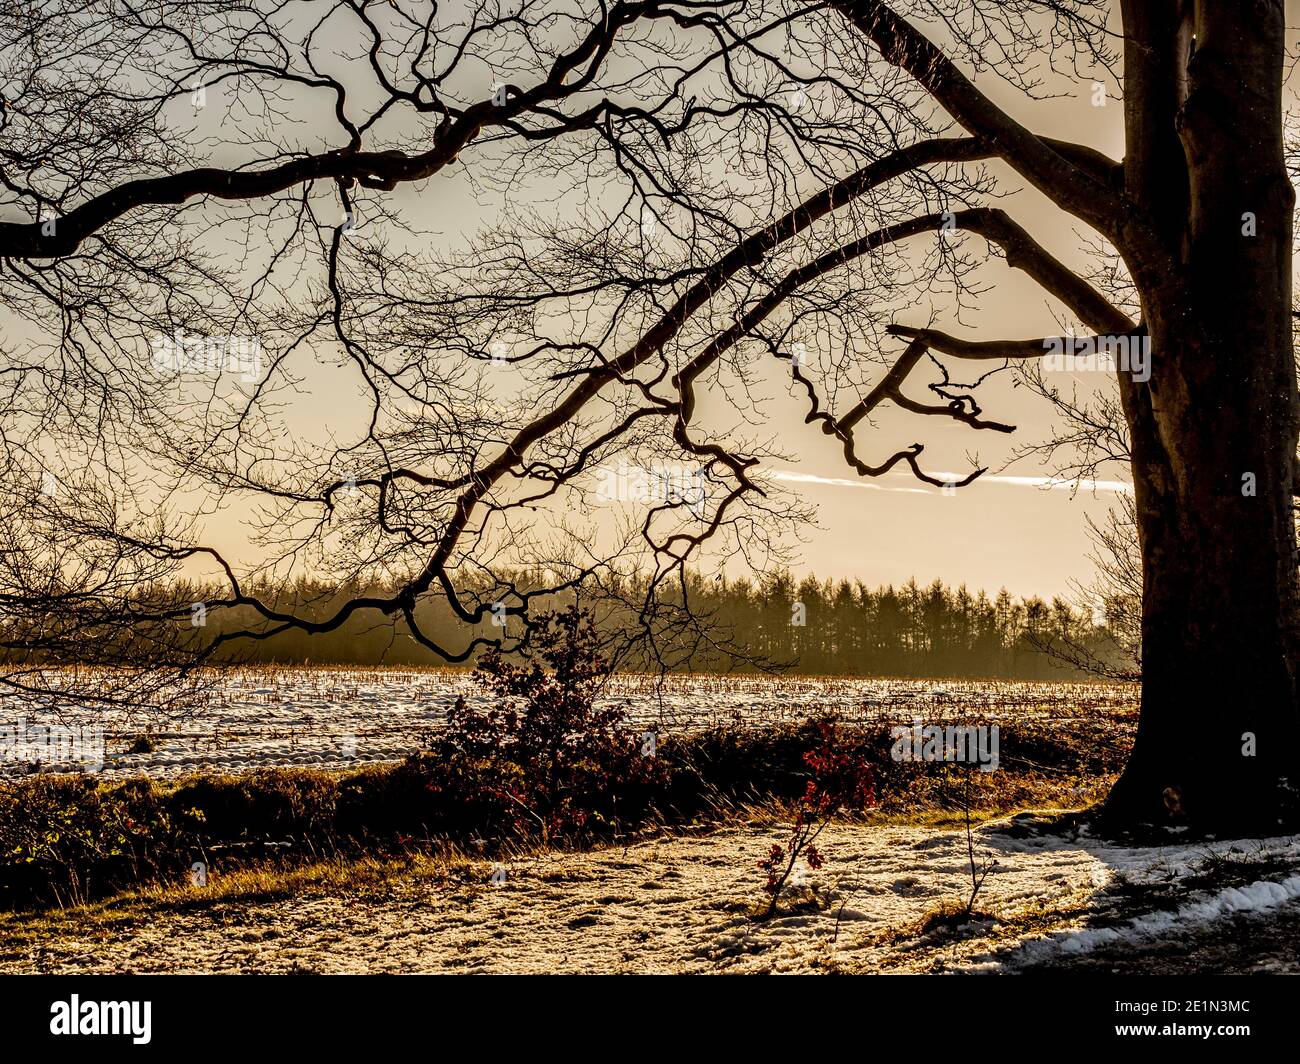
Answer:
[431,607,667,840]
[757,719,877,917]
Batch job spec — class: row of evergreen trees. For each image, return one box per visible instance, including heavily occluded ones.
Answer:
[186,571,1117,679]
[723,573,1101,678]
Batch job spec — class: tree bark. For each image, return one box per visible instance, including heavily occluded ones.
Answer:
[1104,0,1300,831]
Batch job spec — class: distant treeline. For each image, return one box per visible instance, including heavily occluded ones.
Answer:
[179,571,1118,679]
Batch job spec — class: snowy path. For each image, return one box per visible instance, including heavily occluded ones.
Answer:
[6,816,1296,974]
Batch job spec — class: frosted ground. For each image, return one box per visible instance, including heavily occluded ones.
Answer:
[3,670,1296,974]
[9,815,1298,973]
[0,668,1135,779]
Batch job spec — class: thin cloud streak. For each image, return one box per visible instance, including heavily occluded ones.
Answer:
[766,468,1132,495]
[932,473,1133,493]
[763,470,932,494]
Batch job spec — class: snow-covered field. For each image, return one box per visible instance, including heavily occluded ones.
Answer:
[0,669,1135,780]
[9,814,1297,974]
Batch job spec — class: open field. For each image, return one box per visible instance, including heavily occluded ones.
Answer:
[0,668,1138,779]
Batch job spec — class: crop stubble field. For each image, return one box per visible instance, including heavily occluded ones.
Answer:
[0,669,1138,779]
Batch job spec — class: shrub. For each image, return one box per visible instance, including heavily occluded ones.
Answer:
[434,607,666,840]
[336,753,525,843]
[757,718,876,917]
[127,735,156,755]
[0,775,173,907]
[170,770,339,841]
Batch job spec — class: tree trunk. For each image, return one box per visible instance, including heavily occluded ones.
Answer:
[1105,1,1300,832]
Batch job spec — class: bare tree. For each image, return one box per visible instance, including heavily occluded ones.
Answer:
[2,1,1297,830]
